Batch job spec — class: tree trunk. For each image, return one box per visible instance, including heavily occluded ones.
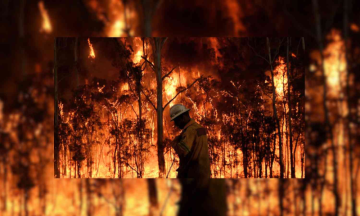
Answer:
[142,0,152,37]
[223,138,226,177]
[278,179,284,216]
[147,179,158,216]
[287,37,295,178]
[2,158,7,212]
[312,1,339,214]
[266,37,284,178]
[54,38,60,178]
[79,180,83,215]
[19,0,26,78]
[136,41,145,178]
[343,0,357,214]
[137,83,143,178]
[270,132,276,178]
[74,37,79,87]
[154,38,166,177]
[253,135,256,177]
[78,160,81,178]
[241,118,248,178]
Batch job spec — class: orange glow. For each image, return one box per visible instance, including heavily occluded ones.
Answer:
[88,38,96,59]
[109,20,124,37]
[86,0,137,37]
[209,38,223,67]
[225,0,245,35]
[273,57,287,97]
[55,38,305,178]
[350,23,359,32]
[38,1,52,33]
[323,30,346,97]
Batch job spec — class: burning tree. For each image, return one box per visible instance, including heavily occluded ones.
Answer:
[1,0,360,215]
[54,37,305,178]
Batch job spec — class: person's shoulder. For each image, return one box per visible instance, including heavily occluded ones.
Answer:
[190,121,207,136]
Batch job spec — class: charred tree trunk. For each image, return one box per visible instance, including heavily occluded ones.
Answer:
[74,37,79,87]
[19,0,26,78]
[24,189,29,216]
[287,37,295,178]
[278,179,284,216]
[270,133,276,178]
[141,0,163,36]
[135,41,145,178]
[266,37,284,178]
[1,157,7,212]
[241,118,248,178]
[77,160,81,178]
[223,138,226,177]
[54,38,60,178]
[79,179,83,215]
[147,179,158,216]
[265,137,270,178]
[301,146,304,178]
[141,0,152,37]
[312,1,339,214]
[154,38,166,177]
[343,0,357,215]
[137,82,143,178]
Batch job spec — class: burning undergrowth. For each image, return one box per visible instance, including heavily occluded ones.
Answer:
[55,37,305,178]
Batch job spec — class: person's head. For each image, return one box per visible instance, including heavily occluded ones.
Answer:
[170,104,191,129]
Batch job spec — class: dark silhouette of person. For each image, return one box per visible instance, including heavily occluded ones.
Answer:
[170,104,227,216]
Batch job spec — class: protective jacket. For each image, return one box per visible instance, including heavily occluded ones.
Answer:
[172,119,227,216]
[172,119,210,179]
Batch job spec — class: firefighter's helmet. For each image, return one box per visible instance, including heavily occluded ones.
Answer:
[170,104,190,121]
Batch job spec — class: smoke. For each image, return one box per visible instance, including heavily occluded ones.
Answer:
[153,0,239,36]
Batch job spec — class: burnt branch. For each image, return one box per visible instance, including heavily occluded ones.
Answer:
[270,38,285,64]
[140,88,157,111]
[282,5,316,38]
[163,78,200,109]
[98,192,120,210]
[247,39,269,64]
[162,66,178,80]
[161,38,167,48]
[125,162,139,175]
[141,56,155,71]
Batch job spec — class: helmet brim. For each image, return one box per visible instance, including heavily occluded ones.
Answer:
[170,109,190,121]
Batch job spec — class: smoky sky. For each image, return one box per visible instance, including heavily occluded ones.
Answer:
[153,0,237,36]
[162,38,217,69]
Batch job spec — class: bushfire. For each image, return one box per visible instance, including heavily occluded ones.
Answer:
[1,1,359,215]
[38,1,52,33]
[87,38,96,59]
[55,37,305,178]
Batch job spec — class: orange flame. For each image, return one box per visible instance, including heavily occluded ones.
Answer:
[109,20,124,37]
[38,1,52,33]
[88,38,96,59]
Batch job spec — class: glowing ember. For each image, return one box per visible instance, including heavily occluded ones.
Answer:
[38,1,52,33]
[88,38,96,59]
